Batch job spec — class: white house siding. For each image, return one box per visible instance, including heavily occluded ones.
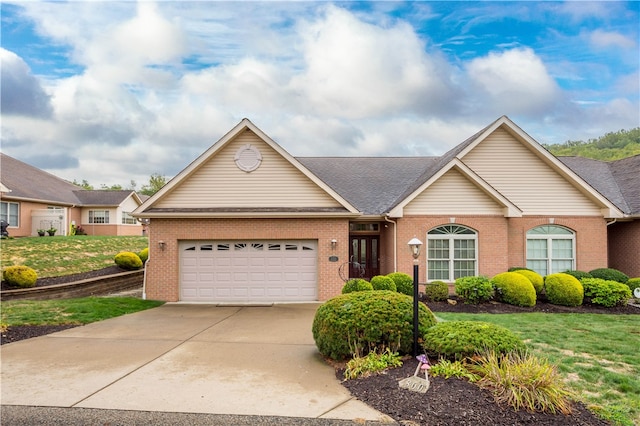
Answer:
[155,130,343,209]
[462,127,602,215]
[404,168,504,215]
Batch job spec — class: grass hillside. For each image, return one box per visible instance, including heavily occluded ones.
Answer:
[545,128,640,161]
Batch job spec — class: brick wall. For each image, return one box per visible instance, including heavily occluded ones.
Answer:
[608,220,640,278]
[145,217,350,302]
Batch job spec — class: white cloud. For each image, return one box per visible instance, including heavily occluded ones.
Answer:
[589,29,636,50]
[466,48,562,116]
[0,48,53,117]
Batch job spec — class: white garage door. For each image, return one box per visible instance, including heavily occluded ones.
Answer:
[180,240,317,302]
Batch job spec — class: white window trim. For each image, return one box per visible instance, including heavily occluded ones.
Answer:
[1,201,19,227]
[89,210,110,224]
[426,225,478,282]
[526,226,576,275]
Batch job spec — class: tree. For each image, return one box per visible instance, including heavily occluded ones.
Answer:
[72,179,94,190]
[140,173,167,196]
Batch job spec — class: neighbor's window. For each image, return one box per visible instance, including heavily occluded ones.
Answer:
[427,225,477,281]
[121,212,137,224]
[526,225,575,275]
[89,210,109,224]
[1,202,19,227]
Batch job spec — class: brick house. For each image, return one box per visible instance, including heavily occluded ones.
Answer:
[0,153,146,237]
[133,116,637,303]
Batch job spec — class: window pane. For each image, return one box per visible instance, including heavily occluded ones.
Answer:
[551,260,573,274]
[552,239,573,259]
[526,239,547,258]
[453,260,475,279]
[527,260,547,276]
[454,239,475,259]
[428,260,449,280]
[428,239,449,259]
[1,202,19,226]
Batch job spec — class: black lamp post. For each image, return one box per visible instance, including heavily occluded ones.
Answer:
[408,237,423,357]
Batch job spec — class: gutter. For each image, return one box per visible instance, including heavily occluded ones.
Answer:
[384,215,397,272]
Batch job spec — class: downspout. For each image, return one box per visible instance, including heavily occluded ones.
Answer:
[606,218,617,226]
[140,219,148,300]
[384,215,397,272]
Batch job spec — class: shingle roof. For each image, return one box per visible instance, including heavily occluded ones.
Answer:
[0,153,141,207]
[558,156,638,216]
[297,157,437,215]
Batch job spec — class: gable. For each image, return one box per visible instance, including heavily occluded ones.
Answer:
[154,129,344,210]
[404,168,504,215]
[462,127,603,216]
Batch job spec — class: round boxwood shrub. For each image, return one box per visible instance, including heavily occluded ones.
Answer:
[454,276,494,304]
[2,265,38,288]
[387,272,413,296]
[588,268,629,284]
[562,270,593,281]
[581,278,632,307]
[370,275,397,292]
[544,273,583,307]
[342,278,373,294]
[138,247,149,264]
[424,280,449,302]
[511,269,544,294]
[627,277,640,293]
[312,290,437,360]
[508,266,534,272]
[114,251,143,270]
[423,321,525,361]
[492,272,536,307]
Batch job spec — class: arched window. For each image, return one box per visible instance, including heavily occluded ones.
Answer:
[526,225,575,275]
[427,225,477,281]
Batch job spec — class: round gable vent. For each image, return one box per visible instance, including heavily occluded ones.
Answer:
[234,144,262,172]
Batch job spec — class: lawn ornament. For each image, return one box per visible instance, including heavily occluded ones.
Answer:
[399,354,430,393]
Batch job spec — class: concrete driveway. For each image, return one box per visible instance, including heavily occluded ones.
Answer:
[1,303,392,422]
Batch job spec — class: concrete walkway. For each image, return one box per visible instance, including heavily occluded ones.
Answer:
[1,304,393,423]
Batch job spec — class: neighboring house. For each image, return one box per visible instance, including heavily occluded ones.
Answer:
[133,116,637,303]
[0,153,146,237]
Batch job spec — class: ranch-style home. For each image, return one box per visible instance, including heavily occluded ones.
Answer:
[0,153,146,237]
[133,116,639,303]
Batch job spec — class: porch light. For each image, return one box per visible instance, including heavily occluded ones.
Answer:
[331,239,337,249]
[407,237,423,357]
[158,241,166,251]
[408,237,422,260]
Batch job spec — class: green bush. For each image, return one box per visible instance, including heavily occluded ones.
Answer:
[581,278,632,307]
[343,348,403,379]
[544,273,583,307]
[423,321,525,361]
[387,272,413,295]
[429,359,479,381]
[492,272,536,307]
[627,277,640,293]
[342,278,373,294]
[588,268,629,284]
[454,276,494,304]
[114,251,143,270]
[138,247,149,264]
[2,265,38,288]
[508,267,534,272]
[312,291,437,360]
[511,269,544,294]
[370,275,397,292]
[563,270,593,281]
[424,281,449,302]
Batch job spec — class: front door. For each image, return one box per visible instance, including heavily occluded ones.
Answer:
[349,236,379,280]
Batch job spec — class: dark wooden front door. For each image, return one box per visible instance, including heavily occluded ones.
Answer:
[349,236,379,280]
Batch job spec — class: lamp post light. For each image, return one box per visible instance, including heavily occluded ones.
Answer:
[408,237,423,357]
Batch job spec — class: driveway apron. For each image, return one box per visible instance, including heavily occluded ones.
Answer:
[0,303,391,422]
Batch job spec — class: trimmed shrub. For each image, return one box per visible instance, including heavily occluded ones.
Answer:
[544,273,583,307]
[370,275,397,292]
[423,321,525,361]
[492,272,536,307]
[588,268,629,284]
[454,276,494,304]
[511,269,544,294]
[138,247,149,264]
[312,290,437,360]
[581,278,632,307]
[387,272,413,296]
[424,280,449,302]
[2,265,38,288]
[342,278,373,294]
[562,270,593,281]
[508,267,534,272]
[627,277,640,294]
[114,251,143,270]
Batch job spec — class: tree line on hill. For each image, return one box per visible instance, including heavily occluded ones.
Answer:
[544,127,640,161]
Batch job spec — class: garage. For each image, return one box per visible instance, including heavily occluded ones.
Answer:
[180,240,318,302]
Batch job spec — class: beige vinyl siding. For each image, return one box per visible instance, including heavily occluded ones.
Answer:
[462,127,602,215]
[404,168,504,215]
[156,130,342,209]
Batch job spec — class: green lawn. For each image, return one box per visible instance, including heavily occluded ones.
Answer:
[1,235,148,278]
[436,312,640,426]
[1,297,164,327]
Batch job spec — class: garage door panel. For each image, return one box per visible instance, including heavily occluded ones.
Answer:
[180,240,317,302]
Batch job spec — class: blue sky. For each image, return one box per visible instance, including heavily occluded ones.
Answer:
[1,1,638,187]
